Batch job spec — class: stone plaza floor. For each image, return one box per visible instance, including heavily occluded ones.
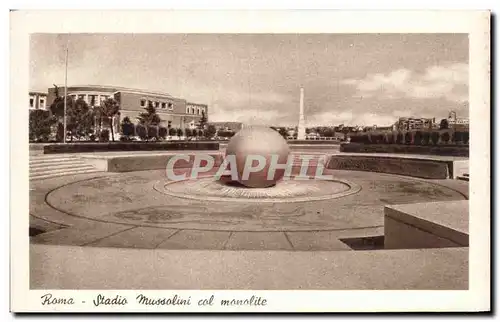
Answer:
[30,168,468,251]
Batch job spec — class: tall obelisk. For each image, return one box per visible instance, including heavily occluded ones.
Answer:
[297,87,306,140]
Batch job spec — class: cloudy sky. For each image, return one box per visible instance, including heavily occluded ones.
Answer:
[30,33,468,126]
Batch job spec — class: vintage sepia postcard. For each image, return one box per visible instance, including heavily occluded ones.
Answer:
[10,10,490,313]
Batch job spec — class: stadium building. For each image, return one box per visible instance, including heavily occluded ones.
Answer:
[29,91,48,110]
[45,85,208,134]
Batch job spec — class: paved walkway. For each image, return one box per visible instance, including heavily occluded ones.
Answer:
[30,244,468,290]
[30,168,468,251]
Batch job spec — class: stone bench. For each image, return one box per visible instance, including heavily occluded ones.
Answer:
[326,154,468,179]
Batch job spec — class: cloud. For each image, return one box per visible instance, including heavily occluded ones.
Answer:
[341,63,468,103]
[209,106,282,126]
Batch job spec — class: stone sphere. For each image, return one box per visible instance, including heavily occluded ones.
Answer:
[225,125,290,188]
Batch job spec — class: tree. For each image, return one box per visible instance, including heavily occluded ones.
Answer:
[66,98,94,141]
[439,118,449,130]
[199,110,208,129]
[136,102,162,141]
[396,132,404,144]
[99,129,110,142]
[441,132,450,144]
[323,128,335,137]
[205,124,216,139]
[121,116,135,140]
[137,102,162,126]
[97,98,120,142]
[169,127,177,136]
[29,110,54,142]
[422,131,431,145]
[404,132,412,144]
[463,132,469,145]
[452,131,463,144]
[136,124,147,141]
[177,128,184,137]
[184,128,193,137]
[384,133,395,144]
[49,94,74,142]
[414,131,423,145]
[158,126,168,140]
[430,131,440,145]
[278,128,288,139]
[305,128,311,135]
[147,125,159,140]
[48,86,68,119]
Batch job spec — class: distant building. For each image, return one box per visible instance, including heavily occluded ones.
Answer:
[447,111,469,128]
[209,122,243,132]
[29,91,48,110]
[396,117,435,131]
[374,126,393,132]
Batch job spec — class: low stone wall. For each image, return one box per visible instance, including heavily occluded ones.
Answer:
[81,153,224,172]
[384,201,469,249]
[326,155,451,179]
[43,142,219,154]
[340,143,469,157]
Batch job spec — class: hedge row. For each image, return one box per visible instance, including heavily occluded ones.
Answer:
[43,142,220,154]
[288,140,342,145]
[350,131,469,145]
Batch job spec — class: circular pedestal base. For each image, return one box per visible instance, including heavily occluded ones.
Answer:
[154,176,361,203]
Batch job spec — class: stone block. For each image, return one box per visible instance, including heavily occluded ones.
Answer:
[384,201,468,249]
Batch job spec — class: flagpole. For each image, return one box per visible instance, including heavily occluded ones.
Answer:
[63,45,68,143]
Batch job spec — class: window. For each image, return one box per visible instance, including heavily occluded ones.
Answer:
[148,100,153,107]
[89,95,97,106]
[29,98,34,107]
[140,99,146,107]
[168,102,173,109]
[155,101,160,108]
[161,102,166,109]
[78,94,85,100]
[39,99,45,107]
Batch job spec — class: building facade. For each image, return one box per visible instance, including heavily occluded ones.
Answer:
[396,117,435,131]
[46,85,208,134]
[209,122,243,132]
[29,91,48,110]
[447,111,469,128]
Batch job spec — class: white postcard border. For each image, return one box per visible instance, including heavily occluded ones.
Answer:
[10,10,491,312]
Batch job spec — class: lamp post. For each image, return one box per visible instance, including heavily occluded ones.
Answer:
[63,45,68,143]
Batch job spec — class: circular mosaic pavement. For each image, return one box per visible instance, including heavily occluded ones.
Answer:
[42,170,467,232]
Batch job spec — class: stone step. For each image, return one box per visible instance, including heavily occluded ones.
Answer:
[30,162,90,172]
[30,168,101,181]
[30,164,97,175]
[463,173,469,177]
[30,153,77,160]
[457,176,469,182]
[30,156,80,164]
[291,157,321,166]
